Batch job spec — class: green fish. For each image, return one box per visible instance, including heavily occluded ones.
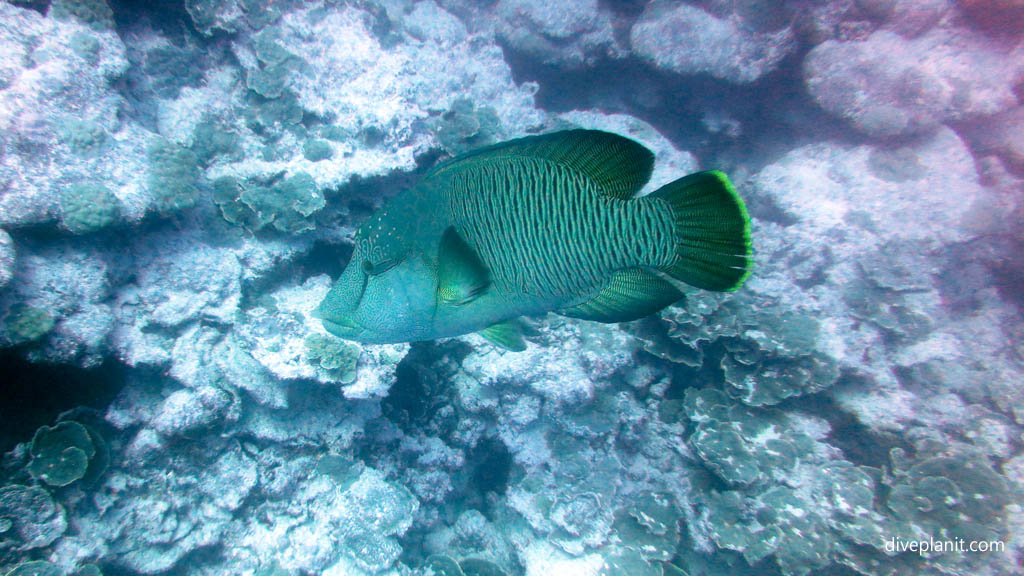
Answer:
[316,130,752,350]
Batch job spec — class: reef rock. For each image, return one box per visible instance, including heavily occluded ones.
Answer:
[631,0,797,84]
[0,2,160,228]
[0,230,13,289]
[493,0,625,68]
[804,26,1024,137]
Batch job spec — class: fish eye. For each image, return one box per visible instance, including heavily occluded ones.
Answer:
[362,258,399,276]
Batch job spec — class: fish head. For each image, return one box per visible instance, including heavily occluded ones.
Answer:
[316,223,437,344]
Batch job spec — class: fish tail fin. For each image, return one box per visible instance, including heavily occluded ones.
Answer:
[651,170,753,291]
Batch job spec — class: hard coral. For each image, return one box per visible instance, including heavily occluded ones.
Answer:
[213,171,324,233]
[245,27,306,99]
[185,0,246,37]
[143,45,205,99]
[685,389,903,575]
[631,0,796,84]
[4,304,55,345]
[190,116,241,167]
[59,182,120,234]
[302,138,334,162]
[304,333,359,383]
[27,421,96,487]
[433,98,501,156]
[57,118,107,158]
[146,138,200,214]
[610,492,681,563]
[684,388,816,486]
[0,485,67,553]
[886,448,1011,547]
[48,0,115,30]
[643,295,840,406]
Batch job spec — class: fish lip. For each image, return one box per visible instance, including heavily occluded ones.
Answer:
[320,315,365,338]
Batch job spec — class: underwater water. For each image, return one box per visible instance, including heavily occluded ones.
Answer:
[0,0,1022,575]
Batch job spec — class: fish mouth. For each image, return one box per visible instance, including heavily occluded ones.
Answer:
[320,315,365,339]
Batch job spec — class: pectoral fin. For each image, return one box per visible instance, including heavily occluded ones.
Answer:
[479,319,527,351]
[559,268,683,323]
[438,226,490,305]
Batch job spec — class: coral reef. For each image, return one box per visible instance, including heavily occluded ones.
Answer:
[212,171,325,233]
[804,28,1024,137]
[0,232,13,289]
[0,1,1021,576]
[631,1,797,84]
[0,485,66,563]
[26,422,97,488]
[3,305,55,346]
[492,0,624,69]
[58,183,120,235]
[146,139,201,214]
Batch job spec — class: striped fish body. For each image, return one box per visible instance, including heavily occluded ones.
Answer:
[429,156,675,322]
[317,130,753,349]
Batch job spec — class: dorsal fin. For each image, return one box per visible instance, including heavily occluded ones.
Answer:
[437,226,490,305]
[559,268,683,323]
[431,129,654,199]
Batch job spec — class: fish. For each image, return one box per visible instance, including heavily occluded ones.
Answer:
[316,129,753,351]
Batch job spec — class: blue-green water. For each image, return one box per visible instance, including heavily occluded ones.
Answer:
[0,1,1021,575]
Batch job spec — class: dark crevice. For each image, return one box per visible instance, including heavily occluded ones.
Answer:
[661,339,729,402]
[937,225,1024,314]
[7,0,48,16]
[107,0,194,37]
[382,343,442,430]
[237,238,353,311]
[503,42,861,171]
[744,189,800,227]
[468,436,513,498]
[0,350,128,455]
[92,564,143,576]
[786,390,910,470]
[381,341,471,435]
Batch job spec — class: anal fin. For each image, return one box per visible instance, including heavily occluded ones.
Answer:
[478,319,527,352]
[560,268,683,323]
